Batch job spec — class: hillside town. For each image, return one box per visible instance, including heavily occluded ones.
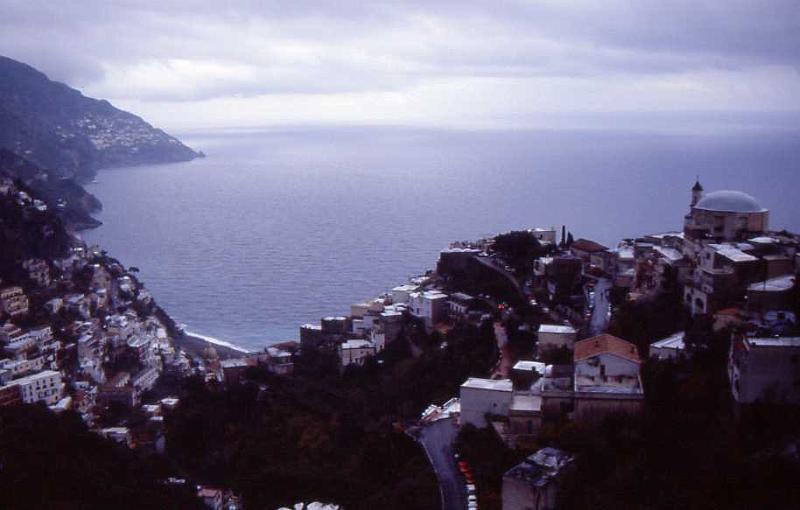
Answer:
[289,182,800,510]
[3,174,799,510]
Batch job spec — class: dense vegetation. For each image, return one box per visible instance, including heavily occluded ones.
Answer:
[0,177,72,277]
[492,230,549,277]
[455,424,525,509]
[554,348,800,509]
[165,321,499,509]
[0,405,203,510]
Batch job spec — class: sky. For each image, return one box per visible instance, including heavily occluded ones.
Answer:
[1,0,799,130]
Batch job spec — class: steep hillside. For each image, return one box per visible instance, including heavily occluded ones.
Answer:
[0,55,202,182]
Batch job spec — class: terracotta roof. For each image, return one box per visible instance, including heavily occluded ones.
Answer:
[571,238,609,253]
[574,334,640,364]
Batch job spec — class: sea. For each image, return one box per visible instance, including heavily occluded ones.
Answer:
[82,123,800,351]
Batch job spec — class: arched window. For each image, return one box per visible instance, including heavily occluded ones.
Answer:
[694,298,705,312]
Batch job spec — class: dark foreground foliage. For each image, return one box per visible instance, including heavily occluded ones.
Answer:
[554,347,800,510]
[0,405,203,510]
[455,424,525,510]
[166,321,498,509]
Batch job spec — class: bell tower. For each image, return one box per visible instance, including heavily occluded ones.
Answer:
[691,179,703,207]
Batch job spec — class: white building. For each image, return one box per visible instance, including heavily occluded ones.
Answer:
[529,228,557,245]
[132,367,160,394]
[408,290,448,329]
[2,370,63,405]
[537,324,577,352]
[572,335,644,420]
[574,334,641,388]
[0,356,45,377]
[512,360,546,379]
[684,243,759,316]
[650,332,686,361]
[338,339,375,368]
[459,377,514,427]
[266,347,294,375]
[390,284,419,304]
[729,336,800,404]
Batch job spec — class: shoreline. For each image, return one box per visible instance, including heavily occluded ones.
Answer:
[177,330,253,360]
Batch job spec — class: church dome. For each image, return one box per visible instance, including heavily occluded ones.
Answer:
[694,190,766,213]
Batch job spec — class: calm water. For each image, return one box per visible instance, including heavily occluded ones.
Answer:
[83,125,800,350]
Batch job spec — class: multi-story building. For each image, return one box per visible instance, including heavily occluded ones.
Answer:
[537,324,577,352]
[1,370,63,405]
[571,334,644,421]
[338,339,375,368]
[408,290,448,329]
[459,377,514,427]
[502,448,574,510]
[729,336,800,404]
[0,286,29,318]
[679,182,798,316]
[21,258,50,287]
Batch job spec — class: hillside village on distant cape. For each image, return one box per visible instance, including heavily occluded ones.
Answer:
[0,55,203,228]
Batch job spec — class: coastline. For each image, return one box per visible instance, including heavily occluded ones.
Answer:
[177,330,253,360]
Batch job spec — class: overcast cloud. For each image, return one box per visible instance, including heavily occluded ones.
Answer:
[1,0,798,129]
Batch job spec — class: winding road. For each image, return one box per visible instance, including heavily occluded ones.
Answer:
[417,417,466,510]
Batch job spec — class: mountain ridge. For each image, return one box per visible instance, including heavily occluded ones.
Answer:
[0,55,204,229]
[0,55,202,183]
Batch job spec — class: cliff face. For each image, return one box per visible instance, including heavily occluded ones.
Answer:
[0,55,202,182]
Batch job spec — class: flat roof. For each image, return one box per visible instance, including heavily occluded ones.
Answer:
[513,361,546,374]
[651,331,685,350]
[220,359,249,368]
[646,231,684,240]
[4,369,60,385]
[392,284,419,293]
[747,337,800,348]
[748,274,795,292]
[748,236,779,244]
[449,292,474,301]
[341,339,373,349]
[617,247,634,260]
[441,247,481,253]
[538,324,576,334]
[575,379,644,395]
[461,377,513,392]
[654,246,683,263]
[709,244,758,263]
